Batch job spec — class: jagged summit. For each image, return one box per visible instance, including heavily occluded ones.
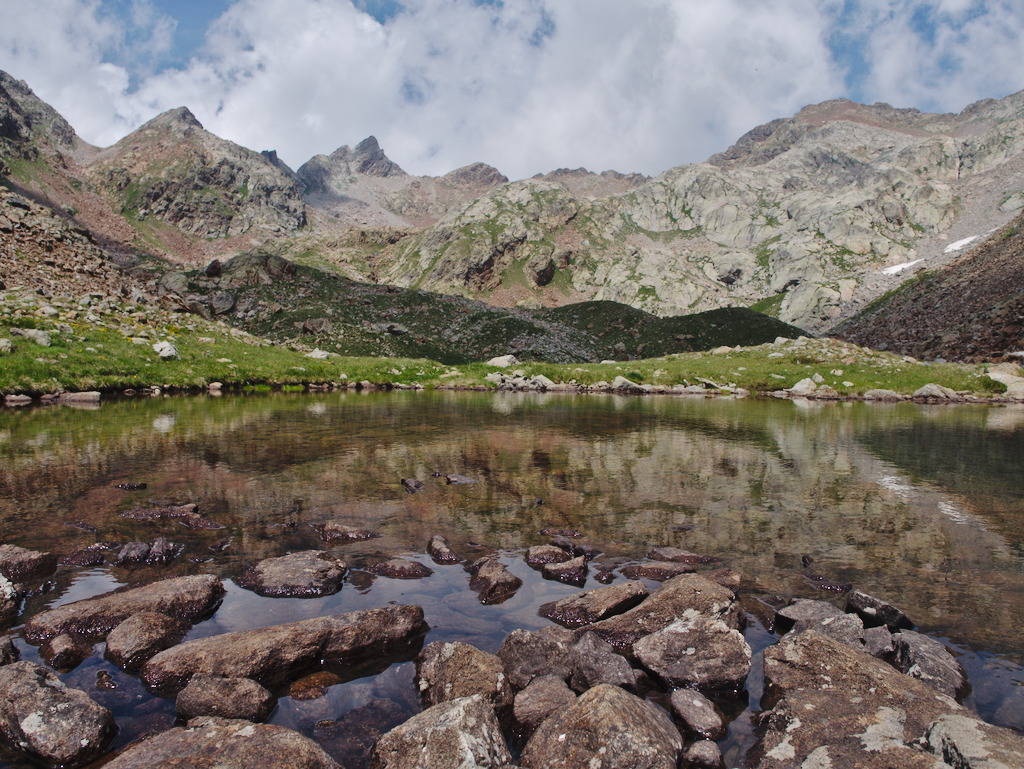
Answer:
[0,70,78,150]
[128,106,204,139]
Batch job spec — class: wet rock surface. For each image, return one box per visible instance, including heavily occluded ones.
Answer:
[427,534,462,564]
[39,632,93,671]
[525,544,571,566]
[0,660,115,768]
[467,557,522,604]
[235,550,347,597]
[845,589,914,630]
[175,674,276,722]
[0,544,57,581]
[670,688,726,740]
[415,641,512,709]
[24,574,225,642]
[498,627,577,691]
[569,631,639,692]
[0,634,18,665]
[893,629,968,700]
[538,580,648,627]
[311,520,382,544]
[647,546,722,565]
[104,716,342,769]
[368,557,434,580]
[619,560,696,581]
[519,684,683,769]
[142,605,428,694]
[104,611,187,671]
[370,694,512,769]
[541,554,587,585]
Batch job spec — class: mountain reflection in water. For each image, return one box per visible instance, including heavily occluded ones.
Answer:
[0,391,1022,766]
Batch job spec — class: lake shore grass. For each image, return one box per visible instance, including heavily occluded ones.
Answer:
[0,287,1012,400]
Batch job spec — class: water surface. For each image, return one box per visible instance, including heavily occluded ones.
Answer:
[1,391,1022,766]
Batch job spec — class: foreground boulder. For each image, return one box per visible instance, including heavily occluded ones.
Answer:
[370,694,512,769]
[24,575,225,643]
[893,629,968,700]
[104,611,187,671]
[751,630,1024,768]
[513,674,576,732]
[582,574,742,653]
[0,661,114,768]
[519,684,683,769]
[539,580,649,628]
[498,626,577,690]
[104,717,341,769]
[415,641,512,709]
[634,614,751,695]
[235,550,347,597]
[142,605,427,694]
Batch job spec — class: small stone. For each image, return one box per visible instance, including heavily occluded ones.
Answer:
[670,688,726,740]
[845,590,914,630]
[542,555,587,585]
[426,535,462,564]
[40,633,92,671]
[526,545,572,566]
[467,557,522,604]
[311,520,382,544]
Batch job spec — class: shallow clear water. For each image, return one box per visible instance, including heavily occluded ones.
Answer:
[1,391,1022,766]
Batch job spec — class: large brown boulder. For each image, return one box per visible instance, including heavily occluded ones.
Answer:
[415,641,512,709]
[370,695,512,769]
[0,661,115,768]
[539,580,648,628]
[581,573,742,653]
[0,544,57,581]
[633,614,751,695]
[142,605,427,694]
[24,575,225,643]
[519,684,683,769]
[104,611,187,671]
[235,550,347,597]
[103,717,341,769]
[751,630,1024,768]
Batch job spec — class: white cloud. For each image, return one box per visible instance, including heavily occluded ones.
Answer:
[0,0,1021,180]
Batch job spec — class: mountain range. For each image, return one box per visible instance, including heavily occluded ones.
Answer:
[1,68,1023,361]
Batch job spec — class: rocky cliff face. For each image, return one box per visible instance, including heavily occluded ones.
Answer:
[833,212,1024,361]
[297,136,508,228]
[379,93,1024,331]
[85,107,307,240]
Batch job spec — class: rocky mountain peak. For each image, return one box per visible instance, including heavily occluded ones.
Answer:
[351,135,405,177]
[441,162,508,187]
[134,106,204,138]
[0,70,77,150]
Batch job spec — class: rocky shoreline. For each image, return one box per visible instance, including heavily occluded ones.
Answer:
[1,535,1022,768]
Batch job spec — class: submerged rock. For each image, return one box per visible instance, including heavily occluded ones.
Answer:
[415,641,512,709]
[104,717,341,769]
[620,561,696,581]
[370,695,512,769]
[235,550,347,597]
[647,546,722,564]
[311,520,382,544]
[519,684,683,769]
[141,605,427,694]
[0,661,115,769]
[176,674,276,722]
[24,574,225,643]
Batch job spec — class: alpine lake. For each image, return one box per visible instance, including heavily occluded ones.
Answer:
[1,390,1023,767]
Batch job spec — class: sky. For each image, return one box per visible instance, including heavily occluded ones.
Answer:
[1,0,1022,180]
